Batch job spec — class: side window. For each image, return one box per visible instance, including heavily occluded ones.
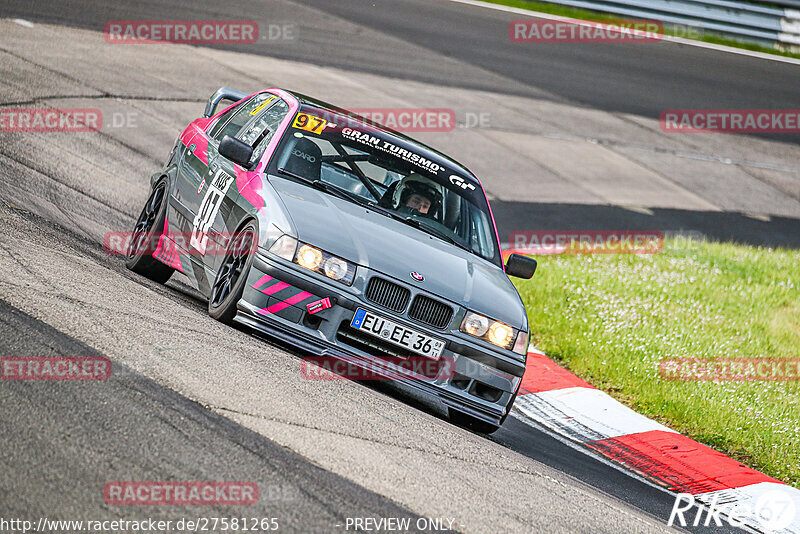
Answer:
[209,93,278,142]
[240,99,290,166]
[208,98,250,139]
[466,204,494,260]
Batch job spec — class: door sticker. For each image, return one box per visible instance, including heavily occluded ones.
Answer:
[191,169,235,254]
[292,113,327,134]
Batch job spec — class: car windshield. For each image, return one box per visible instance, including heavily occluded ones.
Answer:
[269,106,501,266]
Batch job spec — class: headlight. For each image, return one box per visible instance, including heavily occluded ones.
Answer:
[462,312,489,337]
[460,311,518,350]
[488,322,514,347]
[324,256,348,281]
[293,242,356,286]
[512,330,529,356]
[268,235,297,261]
[297,244,323,270]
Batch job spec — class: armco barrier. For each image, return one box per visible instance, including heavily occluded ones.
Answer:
[522,0,800,47]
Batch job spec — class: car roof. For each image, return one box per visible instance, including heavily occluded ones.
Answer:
[283,89,481,189]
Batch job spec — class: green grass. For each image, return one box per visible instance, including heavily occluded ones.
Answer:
[513,239,800,488]
[485,0,800,60]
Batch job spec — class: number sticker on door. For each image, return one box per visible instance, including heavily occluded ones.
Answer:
[292,113,327,134]
[191,169,235,254]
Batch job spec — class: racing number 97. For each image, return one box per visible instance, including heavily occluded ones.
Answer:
[292,113,327,134]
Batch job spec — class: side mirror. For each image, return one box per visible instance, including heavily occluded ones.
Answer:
[219,135,254,167]
[505,253,537,279]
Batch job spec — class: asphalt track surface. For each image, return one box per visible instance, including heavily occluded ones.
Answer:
[3,0,799,248]
[0,0,796,532]
[3,0,800,139]
[0,299,430,532]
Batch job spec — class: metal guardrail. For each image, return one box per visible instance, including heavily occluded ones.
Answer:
[763,0,800,8]
[529,0,800,47]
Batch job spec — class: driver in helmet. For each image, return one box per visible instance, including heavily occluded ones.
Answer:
[391,173,443,220]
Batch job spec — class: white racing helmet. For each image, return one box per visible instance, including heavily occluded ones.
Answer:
[391,173,444,219]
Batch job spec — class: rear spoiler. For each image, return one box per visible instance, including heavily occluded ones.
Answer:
[203,87,250,118]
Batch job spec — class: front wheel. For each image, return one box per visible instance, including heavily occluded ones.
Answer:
[125,180,174,284]
[209,221,257,324]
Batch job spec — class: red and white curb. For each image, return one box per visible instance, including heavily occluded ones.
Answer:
[511,347,800,533]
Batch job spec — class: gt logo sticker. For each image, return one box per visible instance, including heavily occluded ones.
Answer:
[449,175,476,191]
[191,169,234,254]
[292,113,327,135]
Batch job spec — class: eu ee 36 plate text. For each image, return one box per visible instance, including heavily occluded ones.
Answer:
[351,308,445,359]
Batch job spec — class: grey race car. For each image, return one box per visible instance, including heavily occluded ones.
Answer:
[125,87,537,433]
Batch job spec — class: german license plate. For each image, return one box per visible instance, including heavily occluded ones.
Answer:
[350,308,445,359]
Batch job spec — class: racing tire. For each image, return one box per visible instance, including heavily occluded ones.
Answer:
[448,409,501,435]
[125,180,174,284]
[208,221,257,324]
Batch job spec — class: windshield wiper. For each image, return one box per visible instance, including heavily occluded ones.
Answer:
[371,208,474,254]
[276,167,366,205]
[412,221,474,254]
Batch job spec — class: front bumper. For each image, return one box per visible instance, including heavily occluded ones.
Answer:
[234,251,525,426]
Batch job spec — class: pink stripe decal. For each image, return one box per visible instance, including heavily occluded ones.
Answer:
[152,217,183,272]
[254,290,314,316]
[253,274,273,290]
[193,129,209,165]
[255,306,275,316]
[234,166,265,210]
[178,122,209,165]
[264,301,292,314]
[260,281,289,296]
[284,291,313,306]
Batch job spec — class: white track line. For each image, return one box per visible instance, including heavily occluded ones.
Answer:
[516,386,677,441]
[445,0,800,66]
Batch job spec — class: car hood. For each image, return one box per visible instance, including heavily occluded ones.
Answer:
[270,176,526,328]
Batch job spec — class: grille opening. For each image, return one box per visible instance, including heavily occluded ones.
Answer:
[303,313,322,330]
[336,322,443,379]
[408,295,453,329]
[365,277,410,312]
[470,381,503,403]
[450,373,471,390]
